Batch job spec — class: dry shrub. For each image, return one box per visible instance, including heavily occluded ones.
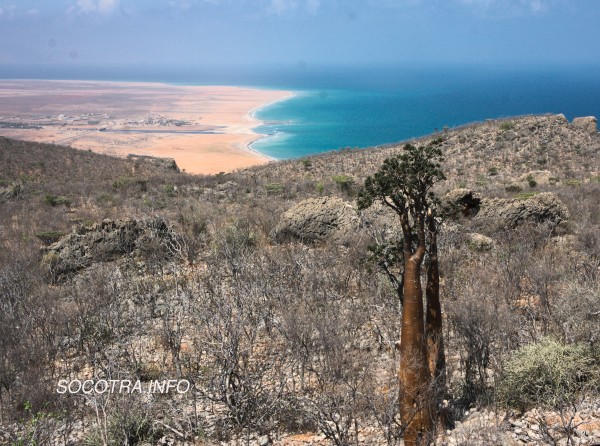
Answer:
[499,338,599,410]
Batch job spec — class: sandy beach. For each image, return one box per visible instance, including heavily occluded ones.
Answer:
[0,80,292,174]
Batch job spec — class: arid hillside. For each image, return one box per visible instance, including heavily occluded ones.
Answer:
[0,114,599,446]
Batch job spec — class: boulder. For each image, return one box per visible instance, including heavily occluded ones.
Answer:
[45,218,178,280]
[571,116,598,135]
[475,192,569,230]
[272,196,358,244]
[443,188,481,218]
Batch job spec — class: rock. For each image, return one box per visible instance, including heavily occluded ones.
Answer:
[443,188,481,218]
[518,128,532,138]
[45,218,179,281]
[555,113,569,124]
[272,196,359,244]
[475,192,569,230]
[258,435,271,446]
[571,116,598,135]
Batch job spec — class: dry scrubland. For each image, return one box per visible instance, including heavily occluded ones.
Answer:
[0,113,599,445]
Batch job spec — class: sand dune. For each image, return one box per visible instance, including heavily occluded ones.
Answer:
[0,80,292,174]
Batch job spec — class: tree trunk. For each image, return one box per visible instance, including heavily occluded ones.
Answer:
[425,229,446,431]
[399,257,432,446]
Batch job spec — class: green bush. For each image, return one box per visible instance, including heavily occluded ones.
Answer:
[315,181,324,195]
[332,175,355,192]
[499,338,599,410]
[265,182,284,195]
[526,174,537,188]
[35,230,64,245]
[499,121,515,131]
[164,184,175,195]
[82,409,160,446]
[44,194,71,207]
[487,166,499,176]
[505,184,523,193]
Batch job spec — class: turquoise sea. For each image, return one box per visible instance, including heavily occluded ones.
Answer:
[3,64,600,160]
[250,65,600,159]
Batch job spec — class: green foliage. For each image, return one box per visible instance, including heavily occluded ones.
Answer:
[222,223,256,251]
[499,121,515,131]
[12,402,62,446]
[515,192,538,200]
[97,193,115,205]
[137,362,163,381]
[20,174,35,184]
[35,231,64,245]
[111,177,127,189]
[499,338,599,410]
[315,181,324,195]
[487,166,499,176]
[505,184,523,193]
[44,194,70,207]
[526,174,537,188]
[112,176,148,192]
[265,182,284,195]
[82,410,160,446]
[164,183,175,195]
[332,174,355,193]
[564,179,582,187]
[357,143,445,213]
[215,171,227,183]
[302,159,313,170]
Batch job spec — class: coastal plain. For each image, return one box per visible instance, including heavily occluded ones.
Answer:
[0,80,291,174]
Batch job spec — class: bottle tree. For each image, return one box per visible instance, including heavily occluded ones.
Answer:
[357,142,446,446]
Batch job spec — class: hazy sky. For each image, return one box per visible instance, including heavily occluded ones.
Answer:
[1,0,599,68]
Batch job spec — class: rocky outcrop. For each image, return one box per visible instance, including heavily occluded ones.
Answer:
[475,192,569,230]
[571,116,598,135]
[127,154,180,172]
[438,400,600,446]
[272,196,359,244]
[45,218,179,280]
[444,189,481,218]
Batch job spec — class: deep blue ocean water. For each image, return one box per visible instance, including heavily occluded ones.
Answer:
[3,64,600,160]
[250,65,600,159]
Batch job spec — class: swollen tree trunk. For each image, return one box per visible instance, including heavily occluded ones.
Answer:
[426,227,445,382]
[425,227,446,429]
[399,254,432,446]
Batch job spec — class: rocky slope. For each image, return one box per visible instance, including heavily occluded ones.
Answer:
[0,114,598,446]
